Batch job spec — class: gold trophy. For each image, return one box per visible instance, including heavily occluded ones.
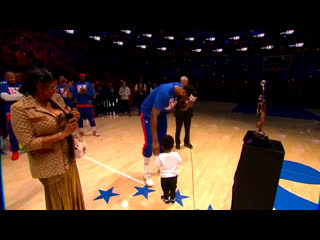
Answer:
[252,80,269,146]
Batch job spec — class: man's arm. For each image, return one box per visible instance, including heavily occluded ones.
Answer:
[66,86,73,99]
[1,92,23,102]
[150,106,160,156]
[86,83,95,99]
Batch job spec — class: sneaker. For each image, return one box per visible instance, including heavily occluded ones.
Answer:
[1,151,7,156]
[79,132,84,137]
[11,151,19,160]
[170,198,176,204]
[161,196,170,204]
[184,143,193,149]
[93,131,100,137]
[144,175,154,187]
[176,145,180,150]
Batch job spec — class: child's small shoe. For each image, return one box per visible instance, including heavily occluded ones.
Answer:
[161,196,170,204]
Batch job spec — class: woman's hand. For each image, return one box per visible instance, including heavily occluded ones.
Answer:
[71,108,80,122]
[62,119,78,137]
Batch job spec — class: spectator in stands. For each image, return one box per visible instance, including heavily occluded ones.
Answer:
[119,80,131,116]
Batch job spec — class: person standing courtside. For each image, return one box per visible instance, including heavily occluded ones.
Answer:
[140,82,197,186]
[11,68,85,210]
[0,72,23,160]
[74,73,100,137]
[119,80,131,116]
[135,78,147,115]
[57,76,73,108]
[175,76,196,149]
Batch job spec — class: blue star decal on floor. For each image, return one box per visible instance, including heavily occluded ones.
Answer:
[175,190,189,206]
[94,187,119,204]
[132,186,156,199]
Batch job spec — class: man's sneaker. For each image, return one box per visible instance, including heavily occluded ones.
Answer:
[1,151,7,156]
[79,132,84,137]
[161,196,170,204]
[176,145,180,150]
[170,198,176,204]
[184,143,193,149]
[144,175,154,187]
[93,131,100,137]
[11,151,19,160]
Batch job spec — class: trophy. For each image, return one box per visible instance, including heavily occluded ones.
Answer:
[254,80,267,138]
[247,80,270,147]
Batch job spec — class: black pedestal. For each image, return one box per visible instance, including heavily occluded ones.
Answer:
[231,131,285,210]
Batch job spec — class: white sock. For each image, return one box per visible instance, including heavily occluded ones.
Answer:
[144,156,152,178]
[91,127,96,132]
[79,128,84,133]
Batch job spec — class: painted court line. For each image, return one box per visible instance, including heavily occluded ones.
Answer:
[84,155,145,185]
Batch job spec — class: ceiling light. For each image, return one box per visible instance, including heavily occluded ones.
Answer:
[142,33,152,38]
[229,36,240,40]
[206,37,216,41]
[157,47,166,51]
[185,37,195,41]
[113,41,124,45]
[280,30,294,35]
[121,30,131,34]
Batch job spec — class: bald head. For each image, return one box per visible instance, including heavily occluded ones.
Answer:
[180,76,189,86]
[5,72,17,85]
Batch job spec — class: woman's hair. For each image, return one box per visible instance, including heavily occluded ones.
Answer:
[160,135,174,151]
[19,68,54,95]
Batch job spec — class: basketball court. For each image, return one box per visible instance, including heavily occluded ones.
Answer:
[2,101,320,210]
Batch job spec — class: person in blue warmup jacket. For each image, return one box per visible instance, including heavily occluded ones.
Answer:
[0,72,23,160]
[140,82,197,186]
[73,73,99,137]
[57,76,74,108]
[0,73,9,156]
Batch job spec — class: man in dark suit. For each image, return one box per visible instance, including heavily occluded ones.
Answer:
[175,76,195,149]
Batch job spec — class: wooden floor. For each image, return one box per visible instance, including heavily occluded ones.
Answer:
[2,101,320,210]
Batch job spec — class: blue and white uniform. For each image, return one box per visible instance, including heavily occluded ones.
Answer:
[0,82,23,152]
[140,82,183,157]
[57,84,74,108]
[73,81,96,128]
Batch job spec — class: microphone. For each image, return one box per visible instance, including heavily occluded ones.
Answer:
[65,112,76,158]
[66,112,74,121]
